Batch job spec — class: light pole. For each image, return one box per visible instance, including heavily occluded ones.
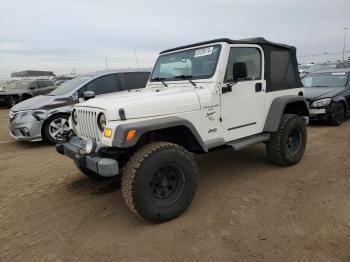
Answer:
[343,27,349,62]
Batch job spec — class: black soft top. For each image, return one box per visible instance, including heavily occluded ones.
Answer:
[160,37,295,54]
[160,37,302,92]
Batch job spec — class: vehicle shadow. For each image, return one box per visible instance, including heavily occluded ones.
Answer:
[196,145,273,182]
[65,145,271,197]
[11,140,52,149]
[67,175,121,195]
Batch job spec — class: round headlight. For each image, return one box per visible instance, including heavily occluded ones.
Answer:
[72,109,78,124]
[97,113,106,131]
[85,138,96,154]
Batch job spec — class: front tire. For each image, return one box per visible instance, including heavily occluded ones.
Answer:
[329,102,345,126]
[43,114,70,144]
[121,142,198,223]
[266,114,307,166]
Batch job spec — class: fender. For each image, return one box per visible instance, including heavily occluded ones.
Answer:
[112,116,208,151]
[332,96,348,109]
[264,95,310,132]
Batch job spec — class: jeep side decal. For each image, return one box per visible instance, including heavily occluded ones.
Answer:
[208,128,217,133]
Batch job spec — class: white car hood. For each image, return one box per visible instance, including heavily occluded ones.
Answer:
[76,87,201,120]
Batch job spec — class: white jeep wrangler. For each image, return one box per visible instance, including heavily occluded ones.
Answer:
[57,38,309,223]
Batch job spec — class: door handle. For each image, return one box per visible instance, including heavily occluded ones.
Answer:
[255,83,262,92]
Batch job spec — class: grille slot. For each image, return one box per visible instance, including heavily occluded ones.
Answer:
[76,108,102,141]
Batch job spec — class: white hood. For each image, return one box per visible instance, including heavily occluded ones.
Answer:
[75,87,201,120]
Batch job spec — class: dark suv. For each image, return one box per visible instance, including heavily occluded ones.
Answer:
[303,68,350,125]
[0,79,56,108]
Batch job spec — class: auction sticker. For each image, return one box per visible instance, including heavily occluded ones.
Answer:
[194,46,214,57]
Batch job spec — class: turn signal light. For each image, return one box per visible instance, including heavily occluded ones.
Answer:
[126,129,137,141]
[104,128,113,138]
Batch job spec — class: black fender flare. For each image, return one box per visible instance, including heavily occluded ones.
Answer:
[112,116,208,152]
[263,95,310,132]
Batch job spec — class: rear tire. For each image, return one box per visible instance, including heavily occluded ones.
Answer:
[7,97,19,108]
[121,142,198,223]
[266,114,307,166]
[329,102,345,126]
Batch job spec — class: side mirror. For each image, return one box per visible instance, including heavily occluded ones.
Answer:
[29,86,36,90]
[83,91,95,100]
[232,62,248,81]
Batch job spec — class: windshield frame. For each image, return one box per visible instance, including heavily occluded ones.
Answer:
[302,72,349,88]
[150,44,222,83]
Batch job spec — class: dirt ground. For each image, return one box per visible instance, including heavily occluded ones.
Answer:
[0,108,350,262]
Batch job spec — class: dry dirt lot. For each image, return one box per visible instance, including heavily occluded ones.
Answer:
[0,108,350,262]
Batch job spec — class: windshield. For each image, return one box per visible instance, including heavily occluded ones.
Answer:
[306,64,337,73]
[150,45,221,82]
[4,81,31,90]
[302,72,348,87]
[48,76,91,96]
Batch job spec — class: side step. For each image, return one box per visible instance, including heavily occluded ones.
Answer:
[226,133,271,151]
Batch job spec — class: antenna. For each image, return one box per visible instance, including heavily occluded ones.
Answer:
[105,57,109,70]
[133,48,140,70]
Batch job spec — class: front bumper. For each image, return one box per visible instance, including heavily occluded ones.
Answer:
[9,118,43,142]
[309,106,331,121]
[56,136,119,177]
[0,97,13,107]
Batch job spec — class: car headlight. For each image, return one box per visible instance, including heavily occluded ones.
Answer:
[311,98,331,108]
[97,113,106,132]
[9,110,17,122]
[9,110,36,122]
[72,109,78,124]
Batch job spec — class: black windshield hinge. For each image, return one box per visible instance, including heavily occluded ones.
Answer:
[119,108,126,120]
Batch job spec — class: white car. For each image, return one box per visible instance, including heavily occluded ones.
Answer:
[57,38,309,223]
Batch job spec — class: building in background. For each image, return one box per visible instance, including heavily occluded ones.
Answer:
[11,70,54,78]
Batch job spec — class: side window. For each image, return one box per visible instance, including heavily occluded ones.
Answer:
[46,81,54,86]
[119,72,150,90]
[83,74,119,95]
[224,47,262,82]
[37,81,47,88]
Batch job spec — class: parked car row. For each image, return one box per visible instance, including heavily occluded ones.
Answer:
[8,69,150,143]
[0,79,56,107]
[4,37,349,224]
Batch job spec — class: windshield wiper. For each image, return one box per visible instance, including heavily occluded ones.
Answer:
[151,77,168,87]
[174,75,196,86]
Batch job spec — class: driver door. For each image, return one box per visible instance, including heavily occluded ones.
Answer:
[221,46,266,139]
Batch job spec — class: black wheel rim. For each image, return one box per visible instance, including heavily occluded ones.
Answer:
[150,164,185,205]
[287,128,302,155]
[334,105,344,123]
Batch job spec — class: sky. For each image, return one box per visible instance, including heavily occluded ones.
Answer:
[0,0,349,78]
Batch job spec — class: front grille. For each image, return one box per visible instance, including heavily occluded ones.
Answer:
[75,108,102,141]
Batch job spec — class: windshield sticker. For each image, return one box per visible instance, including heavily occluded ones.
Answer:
[194,47,214,58]
[332,72,346,76]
